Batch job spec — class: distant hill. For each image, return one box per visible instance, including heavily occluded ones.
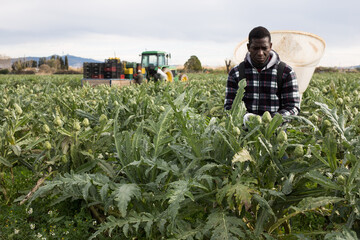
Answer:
[349,65,360,69]
[12,55,102,68]
[65,55,102,68]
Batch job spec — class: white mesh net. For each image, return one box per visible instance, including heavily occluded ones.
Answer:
[233,31,326,98]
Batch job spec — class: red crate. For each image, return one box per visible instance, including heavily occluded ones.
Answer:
[92,74,104,79]
[104,67,117,72]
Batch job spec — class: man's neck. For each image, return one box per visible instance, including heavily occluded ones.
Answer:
[252,55,271,69]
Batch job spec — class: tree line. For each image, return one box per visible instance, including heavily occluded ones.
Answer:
[11,55,69,73]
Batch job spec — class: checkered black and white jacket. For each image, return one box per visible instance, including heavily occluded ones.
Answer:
[224,50,300,116]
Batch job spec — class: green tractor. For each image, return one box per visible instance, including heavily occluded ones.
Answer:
[141,51,188,82]
[82,50,188,87]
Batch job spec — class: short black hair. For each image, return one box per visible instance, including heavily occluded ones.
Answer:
[248,26,271,44]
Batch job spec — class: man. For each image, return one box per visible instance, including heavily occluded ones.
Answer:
[224,26,300,117]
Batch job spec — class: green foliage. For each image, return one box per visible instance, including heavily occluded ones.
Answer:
[65,55,69,70]
[184,55,202,72]
[0,167,94,240]
[0,68,9,74]
[1,73,360,239]
[204,210,255,239]
[324,228,358,239]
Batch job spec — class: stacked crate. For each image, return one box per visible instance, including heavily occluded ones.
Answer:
[83,59,125,80]
[83,63,92,78]
[123,61,137,79]
[104,59,123,79]
[83,63,104,79]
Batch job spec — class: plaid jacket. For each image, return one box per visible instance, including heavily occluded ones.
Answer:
[224,51,300,116]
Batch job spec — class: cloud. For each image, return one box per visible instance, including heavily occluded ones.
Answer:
[320,46,360,67]
[1,0,359,66]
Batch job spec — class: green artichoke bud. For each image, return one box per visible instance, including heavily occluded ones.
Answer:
[14,103,22,115]
[354,108,359,115]
[262,111,272,124]
[293,145,304,158]
[44,141,52,150]
[251,115,262,125]
[61,155,68,163]
[233,126,241,136]
[309,114,319,122]
[336,98,343,105]
[3,108,10,116]
[82,118,90,127]
[73,121,81,131]
[323,120,332,128]
[54,116,63,127]
[337,175,346,185]
[277,131,287,144]
[99,114,107,123]
[43,124,50,133]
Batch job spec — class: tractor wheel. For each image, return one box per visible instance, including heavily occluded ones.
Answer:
[178,74,189,82]
[162,68,173,82]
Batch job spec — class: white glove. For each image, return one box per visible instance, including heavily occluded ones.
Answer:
[243,113,256,128]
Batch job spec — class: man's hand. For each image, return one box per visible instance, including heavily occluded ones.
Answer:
[243,113,256,128]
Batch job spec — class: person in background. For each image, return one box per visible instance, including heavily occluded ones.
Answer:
[224,26,300,120]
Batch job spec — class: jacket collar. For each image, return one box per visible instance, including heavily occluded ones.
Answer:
[245,50,280,70]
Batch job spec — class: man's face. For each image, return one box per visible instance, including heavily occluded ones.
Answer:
[247,37,272,65]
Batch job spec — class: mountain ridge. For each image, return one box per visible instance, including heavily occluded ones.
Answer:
[12,55,102,68]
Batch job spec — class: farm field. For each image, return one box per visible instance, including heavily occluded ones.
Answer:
[1,72,360,239]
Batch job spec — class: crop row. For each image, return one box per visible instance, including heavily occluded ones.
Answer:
[1,73,360,239]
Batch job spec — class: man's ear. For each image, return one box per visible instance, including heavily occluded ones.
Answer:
[247,43,250,51]
[270,42,273,49]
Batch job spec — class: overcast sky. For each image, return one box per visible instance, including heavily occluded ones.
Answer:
[1,0,359,67]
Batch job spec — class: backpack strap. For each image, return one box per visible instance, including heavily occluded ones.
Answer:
[276,61,286,93]
[276,61,286,106]
[238,61,245,80]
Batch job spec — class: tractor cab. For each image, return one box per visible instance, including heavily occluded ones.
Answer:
[141,51,171,81]
[140,50,188,82]
[141,51,170,69]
